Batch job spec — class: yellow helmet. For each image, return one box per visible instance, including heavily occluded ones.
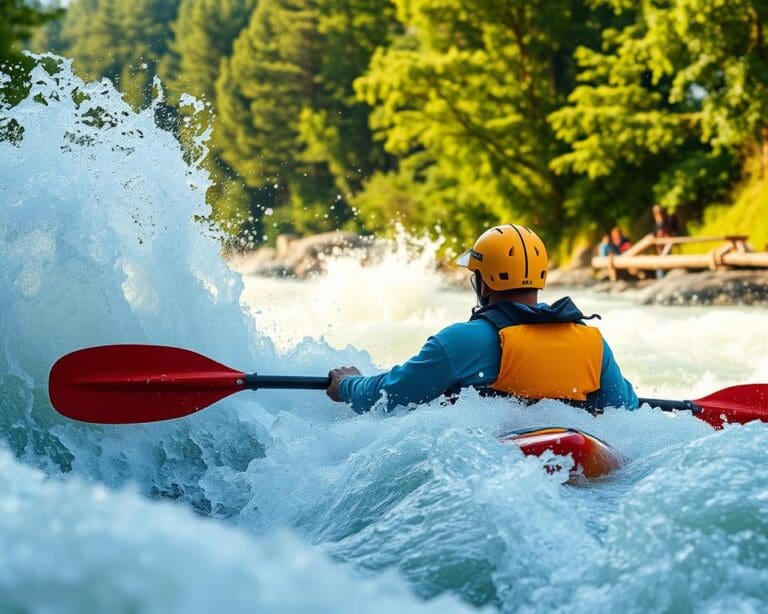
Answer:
[457,224,548,291]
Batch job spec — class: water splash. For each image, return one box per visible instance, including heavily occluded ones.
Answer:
[0,449,470,613]
[2,55,768,611]
[0,55,274,500]
[239,230,454,365]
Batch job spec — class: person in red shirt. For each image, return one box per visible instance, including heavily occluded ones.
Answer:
[610,226,632,254]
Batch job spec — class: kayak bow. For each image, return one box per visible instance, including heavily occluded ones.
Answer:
[500,427,623,480]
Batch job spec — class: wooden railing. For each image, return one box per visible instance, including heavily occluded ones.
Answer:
[591,234,768,280]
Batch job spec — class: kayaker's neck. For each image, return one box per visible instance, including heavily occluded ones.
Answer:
[487,289,539,306]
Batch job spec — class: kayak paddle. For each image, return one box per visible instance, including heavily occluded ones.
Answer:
[638,387,768,429]
[49,344,768,427]
[49,344,329,424]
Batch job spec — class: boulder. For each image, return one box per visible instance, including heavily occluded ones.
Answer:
[546,266,598,288]
[229,232,371,278]
[568,244,595,269]
[638,269,768,305]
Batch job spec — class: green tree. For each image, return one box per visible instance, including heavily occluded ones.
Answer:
[28,1,67,54]
[549,0,760,220]
[353,0,612,247]
[33,0,180,108]
[215,0,325,239]
[155,0,260,243]
[0,0,60,61]
[215,0,395,240]
[298,0,398,197]
[164,0,258,103]
[1,0,62,103]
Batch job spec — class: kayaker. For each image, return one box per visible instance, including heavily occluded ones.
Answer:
[326,225,638,413]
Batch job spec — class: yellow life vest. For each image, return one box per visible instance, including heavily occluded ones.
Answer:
[471,298,604,402]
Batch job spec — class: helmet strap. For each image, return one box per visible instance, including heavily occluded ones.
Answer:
[470,270,489,310]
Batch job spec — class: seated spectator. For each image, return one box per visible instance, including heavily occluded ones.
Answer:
[598,233,615,257]
[610,226,632,254]
[652,204,680,238]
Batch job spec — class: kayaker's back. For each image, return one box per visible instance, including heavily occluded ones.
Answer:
[433,306,638,410]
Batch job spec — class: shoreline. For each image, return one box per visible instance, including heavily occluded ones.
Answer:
[547,267,768,306]
[228,232,768,307]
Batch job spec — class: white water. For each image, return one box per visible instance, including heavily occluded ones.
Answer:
[2,57,768,612]
[239,262,768,399]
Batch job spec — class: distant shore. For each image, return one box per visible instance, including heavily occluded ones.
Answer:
[547,267,768,306]
[228,232,768,307]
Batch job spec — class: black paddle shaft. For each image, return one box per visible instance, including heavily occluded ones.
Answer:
[245,374,331,390]
[638,397,701,413]
[243,376,705,408]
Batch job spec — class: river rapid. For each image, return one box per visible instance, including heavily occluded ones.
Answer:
[2,57,768,613]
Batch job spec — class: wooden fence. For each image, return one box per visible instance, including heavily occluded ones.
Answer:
[591,234,768,280]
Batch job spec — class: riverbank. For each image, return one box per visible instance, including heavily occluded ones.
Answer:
[548,267,768,306]
[228,233,768,307]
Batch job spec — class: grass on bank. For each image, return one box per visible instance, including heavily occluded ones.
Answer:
[685,174,768,254]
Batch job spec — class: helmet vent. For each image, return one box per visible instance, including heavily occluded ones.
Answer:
[495,228,504,235]
[534,246,539,256]
[508,247,514,256]
[499,272,509,281]
[540,271,546,279]
[490,274,495,282]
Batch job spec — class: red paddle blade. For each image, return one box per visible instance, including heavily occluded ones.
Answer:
[694,384,768,429]
[49,345,248,424]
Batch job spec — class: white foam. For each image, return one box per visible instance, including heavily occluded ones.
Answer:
[0,449,470,613]
[2,55,768,611]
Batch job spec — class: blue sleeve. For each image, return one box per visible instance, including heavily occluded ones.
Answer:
[338,336,456,413]
[589,338,638,409]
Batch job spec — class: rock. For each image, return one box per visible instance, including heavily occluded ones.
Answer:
[275,234,299,261]
[230,232,768,306]
[546,266,599,288]
[568,244,595,269]
[228,232,370,278]
[638,269,768,305]
[282,231,369,277]
[228,247,278,276]
[547,244,604,288]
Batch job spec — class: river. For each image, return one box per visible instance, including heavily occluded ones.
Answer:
[1,56,767,613]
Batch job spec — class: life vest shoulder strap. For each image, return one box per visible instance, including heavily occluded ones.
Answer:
[470,296,599,329]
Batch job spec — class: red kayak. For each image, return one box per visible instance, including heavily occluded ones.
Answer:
[499,426,623,480]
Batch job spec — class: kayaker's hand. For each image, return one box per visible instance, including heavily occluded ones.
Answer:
[327,366,362,402]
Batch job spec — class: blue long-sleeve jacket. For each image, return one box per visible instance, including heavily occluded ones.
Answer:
[339,303,638,413]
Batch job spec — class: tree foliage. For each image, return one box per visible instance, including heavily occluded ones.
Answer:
[33,0,180,108]
[549,0,764,216]
[214,0,395,239]
[353,0,613,245]
[1,0,62,103]
[24,0,768,254]
[0,0,60,61]
[165,0,258,104]
[157,0,260,242]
